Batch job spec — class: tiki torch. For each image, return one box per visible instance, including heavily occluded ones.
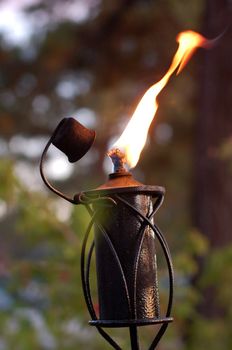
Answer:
[40,31,210,349]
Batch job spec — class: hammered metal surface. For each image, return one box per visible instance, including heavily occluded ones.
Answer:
[94,193,160,321]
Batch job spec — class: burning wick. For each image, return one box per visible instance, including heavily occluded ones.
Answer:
[107,148,127,173]
[108,30,216,173]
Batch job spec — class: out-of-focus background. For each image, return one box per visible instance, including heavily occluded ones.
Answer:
[0,0,232,349]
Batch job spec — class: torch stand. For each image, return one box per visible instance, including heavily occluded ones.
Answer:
[77,173,173,350]
[39,118,174,350]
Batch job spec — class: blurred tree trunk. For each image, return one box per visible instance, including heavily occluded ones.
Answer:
[194,0,232,247]
[193,0,232,317]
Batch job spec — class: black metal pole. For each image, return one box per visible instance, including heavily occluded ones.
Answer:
[129,325,139,350]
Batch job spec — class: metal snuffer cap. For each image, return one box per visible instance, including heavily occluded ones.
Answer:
[52,117,96,163]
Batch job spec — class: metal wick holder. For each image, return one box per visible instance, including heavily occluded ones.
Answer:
[40,118,174,350]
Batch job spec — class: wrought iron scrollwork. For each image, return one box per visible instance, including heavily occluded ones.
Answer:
[80,191,174,350]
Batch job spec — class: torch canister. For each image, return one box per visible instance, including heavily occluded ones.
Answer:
[86,173,164,323]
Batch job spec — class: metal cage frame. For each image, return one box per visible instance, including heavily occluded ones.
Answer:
[77,190,174,350]
[40,135,174,350]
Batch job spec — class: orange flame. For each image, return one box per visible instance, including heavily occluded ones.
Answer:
[109,30,209,169]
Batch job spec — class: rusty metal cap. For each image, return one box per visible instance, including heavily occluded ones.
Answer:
[51,117,96,163]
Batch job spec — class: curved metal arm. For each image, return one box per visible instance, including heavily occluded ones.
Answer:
[40,117,97,205]
[40,134,80,204]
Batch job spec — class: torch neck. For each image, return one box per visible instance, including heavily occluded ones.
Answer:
[109,171,132,179]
